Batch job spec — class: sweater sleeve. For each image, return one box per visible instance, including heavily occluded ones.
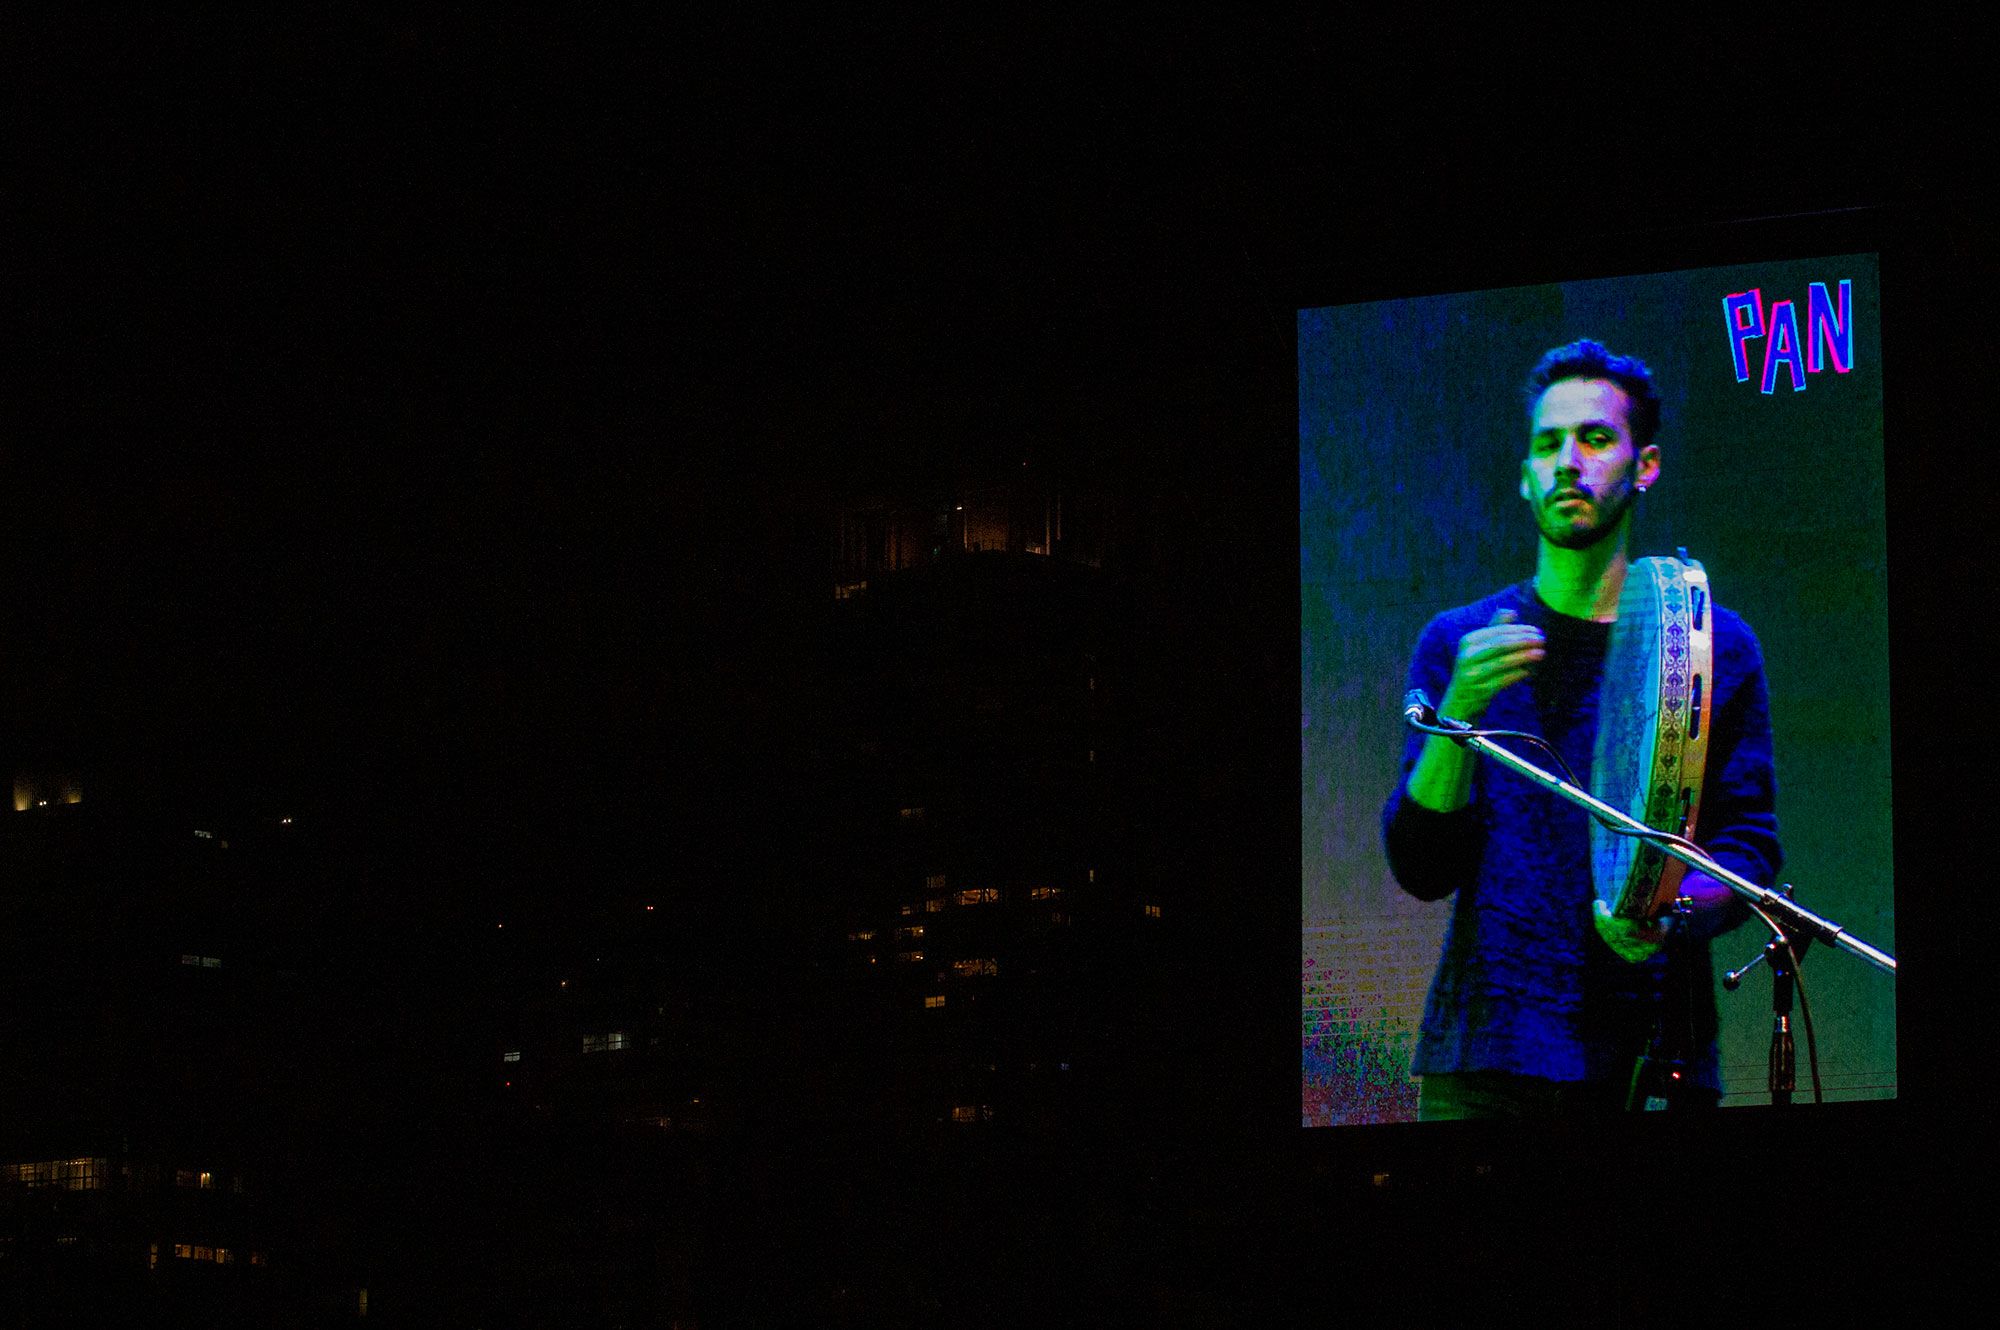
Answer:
[1381,611,1488,901]
[1691,611,1784,934]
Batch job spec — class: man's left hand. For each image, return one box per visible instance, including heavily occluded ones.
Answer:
[1593,899,1670,963]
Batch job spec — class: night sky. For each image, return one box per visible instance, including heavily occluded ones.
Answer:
[9,14,1986,975]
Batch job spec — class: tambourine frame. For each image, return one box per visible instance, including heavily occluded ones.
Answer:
[1590,554,1715,920]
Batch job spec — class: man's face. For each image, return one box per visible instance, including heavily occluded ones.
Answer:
[1519,377,1661,550]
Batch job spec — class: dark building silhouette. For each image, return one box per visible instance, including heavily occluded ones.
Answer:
[817,474,1170,1137]
[0,782,358,1321]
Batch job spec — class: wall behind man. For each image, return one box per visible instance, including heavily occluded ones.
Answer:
[1301,254,1891,1123]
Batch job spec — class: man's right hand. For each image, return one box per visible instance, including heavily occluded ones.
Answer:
[1438,608,1545,723]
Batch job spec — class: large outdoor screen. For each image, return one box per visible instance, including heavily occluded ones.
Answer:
[1301,254,1893,1125]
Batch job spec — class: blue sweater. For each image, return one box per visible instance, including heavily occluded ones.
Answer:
[1382,581,1782,1091]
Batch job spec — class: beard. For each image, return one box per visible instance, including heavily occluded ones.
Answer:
[1536,482,1636,550]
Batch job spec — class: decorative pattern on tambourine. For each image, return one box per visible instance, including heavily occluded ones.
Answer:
[1590,554,1715,919]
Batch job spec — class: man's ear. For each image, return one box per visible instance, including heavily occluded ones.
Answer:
[1637,444,1661,491]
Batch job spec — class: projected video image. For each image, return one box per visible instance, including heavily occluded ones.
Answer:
[1300,256,1892,1125]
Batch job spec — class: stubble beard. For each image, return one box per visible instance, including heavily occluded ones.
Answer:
[1538,482,1636,551]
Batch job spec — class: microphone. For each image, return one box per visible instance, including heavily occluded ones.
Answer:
[1402,689,1436,728]
[1404,688,1471,734]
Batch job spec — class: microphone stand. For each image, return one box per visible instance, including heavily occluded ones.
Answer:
[1405,698,1897,979]
[1722,908,1809,1106]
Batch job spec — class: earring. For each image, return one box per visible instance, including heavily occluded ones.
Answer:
[1636,484,1649,494]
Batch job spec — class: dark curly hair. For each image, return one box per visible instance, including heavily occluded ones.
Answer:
[1522,339,1662,449]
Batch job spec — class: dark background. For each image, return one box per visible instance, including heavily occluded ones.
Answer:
[6,11,1990,1322]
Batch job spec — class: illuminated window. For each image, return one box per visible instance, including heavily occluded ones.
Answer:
[175,1169,197,1188]
[923,994,946,1009]
[954,888,1000,906]
[174,1244,193,1259]
[898,806,926,821]
[198,1171,215,1190]
[251,1252,267,1267]
[1029,886,1062,900]
[502,1050,521,1063]
[180,955,222,968]
[951,958,998,977]
[899,904,916,916]
[1144,903,1162,918]
[1049,912,1071,925]
[896,950,925,964]
[895,925,924,940]
[925,874,947,890]
[1087,868,1096,883]
[193,1246,214,1262]
[951,1105,978,1122]
[6,1158,108,1190]
[925,899,945,913]
[581,1032,630,1054]
[847,929,876,942]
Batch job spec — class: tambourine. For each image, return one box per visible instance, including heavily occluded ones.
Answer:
[1590,553,1715,919]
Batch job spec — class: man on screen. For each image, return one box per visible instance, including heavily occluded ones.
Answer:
[1381,339,1782,1119]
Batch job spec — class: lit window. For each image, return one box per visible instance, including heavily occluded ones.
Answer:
[951,958,998,977]
[1029,886,1062,900]
[1049,912,1071,925]
[899,904,916,916]
[925,874,947,890]
[194,830,214,840]
[149,1243,159,1271]
[175,1169,197,1188]
[925,899,944,913]
[895,924,924,940]
[1087,868,1096,883]
[198,1171,214,1190]
[898,806,926,820]
[896,950,925,964]
[5,1158,107,1190]
[923,994,946,1009]
[951,1105,978,1123]
[251,1252,266,1267]
[174,1244,193,1259]
[193,1246,214,1262]
[581,1032,630,1054]
[1144,904,1162,919]
[847,929,876,942]
[502,1050,522,1063]
[954,888,1000,906]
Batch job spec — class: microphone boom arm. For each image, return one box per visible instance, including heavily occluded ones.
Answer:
[1406,702,1896,978]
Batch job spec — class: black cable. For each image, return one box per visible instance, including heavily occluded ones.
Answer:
[1409,716,1704,852]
